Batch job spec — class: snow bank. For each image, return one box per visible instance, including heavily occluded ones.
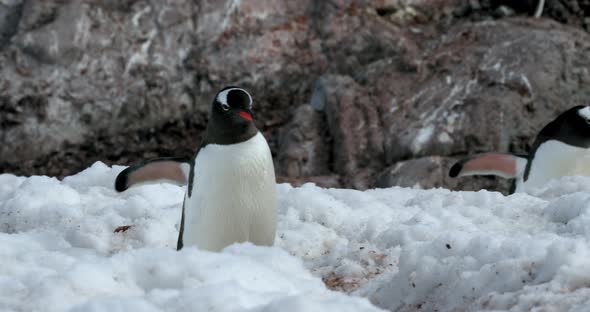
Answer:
[0,162,380,312]
[2,162,590,311]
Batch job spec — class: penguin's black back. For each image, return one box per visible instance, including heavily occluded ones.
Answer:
[523,106,590,181]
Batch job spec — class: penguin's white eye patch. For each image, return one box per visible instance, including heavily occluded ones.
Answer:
[220,103,230,111]
[578,106,590,121]
[217,87,252,110]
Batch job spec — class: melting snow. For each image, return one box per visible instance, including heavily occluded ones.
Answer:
[3,162,590,311]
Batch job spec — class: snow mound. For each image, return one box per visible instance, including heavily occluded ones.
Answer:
[0,162,381,312]
[3,161,590,311]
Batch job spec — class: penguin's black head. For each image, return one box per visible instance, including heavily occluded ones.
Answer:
[213,86,254,121]
[205,86,258,145]
[570,106,590,142]
[538,105,590,148]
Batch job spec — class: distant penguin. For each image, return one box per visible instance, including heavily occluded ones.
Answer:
[114,87,277,251]
[450,106,590,193]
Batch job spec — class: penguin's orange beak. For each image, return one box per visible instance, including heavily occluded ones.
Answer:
[239,111,253,121]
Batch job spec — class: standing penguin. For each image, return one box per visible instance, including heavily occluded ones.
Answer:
[450,105,590,193]
[114,87,277,251]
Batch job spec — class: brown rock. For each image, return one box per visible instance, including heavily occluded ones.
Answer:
[377,18,590,166]
[0,1,198,164]
[1,0,590,196]
[313,75,385,189]
[0,0,22,49]
[277,104,330,177]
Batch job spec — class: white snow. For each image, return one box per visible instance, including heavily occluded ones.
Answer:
[3,162,590,311]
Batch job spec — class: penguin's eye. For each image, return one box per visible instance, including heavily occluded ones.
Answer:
[220,103,230,111]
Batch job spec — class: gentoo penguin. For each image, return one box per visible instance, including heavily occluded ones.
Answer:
[114,86,277,251]
[450,105,590,193]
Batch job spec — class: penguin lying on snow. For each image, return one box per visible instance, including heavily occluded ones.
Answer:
[450,105,590,193]
[114,87,277,251]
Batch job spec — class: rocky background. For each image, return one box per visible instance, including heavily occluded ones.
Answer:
[0,0,589,194]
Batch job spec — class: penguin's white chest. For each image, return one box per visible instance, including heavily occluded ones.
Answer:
[518,140,590,191]
[183,132,277,251]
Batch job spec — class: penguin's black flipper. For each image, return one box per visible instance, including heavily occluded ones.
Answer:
[177,198,186,251]
[115,157,191,192]
[449,153,527,179]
